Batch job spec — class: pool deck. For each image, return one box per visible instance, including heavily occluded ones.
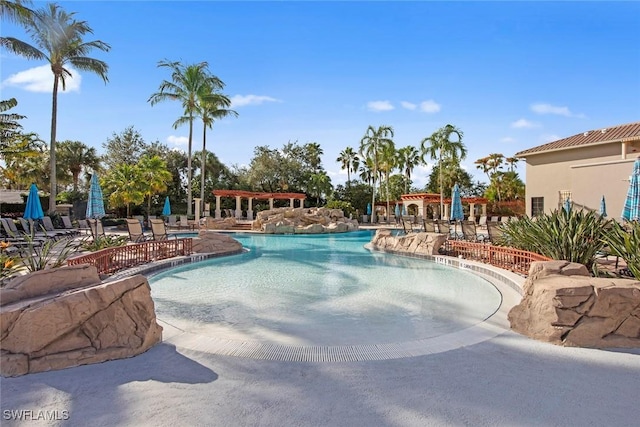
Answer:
[1,228,639,426]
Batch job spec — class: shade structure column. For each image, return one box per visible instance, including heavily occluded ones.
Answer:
[289,198,295,208]
[235,196,242,219]
[215,195,222,219]
[247,197,254,220]
[482,204,487,216]
[194,197,201,225]
[299,198,304,207]
[269,198,274,210]
[444,204,450,219]
[469,202,476,220]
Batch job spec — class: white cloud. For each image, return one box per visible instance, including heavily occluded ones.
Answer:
[541,134,561,143]
[511,118,538,129]
[501,137,516,143]
[400,101,417,110]
[419,100,441,113]
[2,64,81,93]
[530,103,584,118]
[167,135,188,146]
[230,94,281,107]
[367,100,394,112]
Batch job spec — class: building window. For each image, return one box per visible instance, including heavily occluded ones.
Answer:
[531,197,544,217]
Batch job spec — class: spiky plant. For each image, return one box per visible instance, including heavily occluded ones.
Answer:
[603,221,640,279]
[499,209,612,271]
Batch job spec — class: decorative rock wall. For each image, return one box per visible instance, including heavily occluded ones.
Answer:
[252,207,359,234]
[191,230,244,254]
[369,229,448,256]
[0,266,162,377]
[202,216,237,230]
[508,261,640,348]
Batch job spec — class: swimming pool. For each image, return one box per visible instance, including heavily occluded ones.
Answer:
[149,230,502,350]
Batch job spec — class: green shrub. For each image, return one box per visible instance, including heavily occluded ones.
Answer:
[81,235,128,251]
[603,221,640,279]
[499,209,612,271]
[18,235,81,273]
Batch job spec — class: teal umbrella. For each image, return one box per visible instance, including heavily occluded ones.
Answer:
[402,204,407,216]
[563,197,572,213]
[24,183,44,220]
[366,203,372,215]
[86,173,106,219]
[621,157,640,222]
[162,196,171,216]
[450,184,464,221]
[394,203,400,217]
[599,195,607,217]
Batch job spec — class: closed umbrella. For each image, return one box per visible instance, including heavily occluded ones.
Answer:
[24,183,44,220]
[394,203,400,217]
[621,157,640,222]
[450,184,464,221]
[599,195,607,217]
[162,196,172,216]
[86,173,106,219]
[402,204,407,216]
[563,197,572,213]
[366,203,372,215]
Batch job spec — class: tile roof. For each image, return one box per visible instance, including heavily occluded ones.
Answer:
[515,121,640,157]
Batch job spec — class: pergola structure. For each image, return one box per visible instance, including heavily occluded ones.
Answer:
[400,193,489,219]
[212,190,306,220]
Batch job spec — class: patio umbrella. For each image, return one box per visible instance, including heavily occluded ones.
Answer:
[599,195,607,217]
[394,203,400,217]
[450,184,464,221]
[162,196,172,216]
[402,204,407,216]
[366,203,372,215]
[563,197,572,213]
[86,173,106,219]
[621,157,640,222]
[24,183,44,220]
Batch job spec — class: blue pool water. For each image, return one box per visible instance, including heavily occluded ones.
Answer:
[149,230,502,347]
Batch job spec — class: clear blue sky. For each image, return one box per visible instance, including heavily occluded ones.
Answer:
[2,1,639,188]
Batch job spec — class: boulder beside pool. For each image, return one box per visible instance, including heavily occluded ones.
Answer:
[0,266,162,377]
[192,230,244,254]
[252,207,359,234]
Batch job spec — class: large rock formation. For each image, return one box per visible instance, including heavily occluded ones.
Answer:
[508,261,640,348]
[369,229,448,256]
[201,216,237,230]
[0,266,162,377]
[191,230,244,254]
[252,207,359,234]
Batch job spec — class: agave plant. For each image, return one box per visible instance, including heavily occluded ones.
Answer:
[603,221,640,279]
[499,209,612,271]
[18,234,80,273]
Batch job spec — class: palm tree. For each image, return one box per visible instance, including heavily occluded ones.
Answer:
[309,172,333,206]
[1,3,110,213]
[396,146,421,194]
[102,163,145,218]
[359,125,394,223]
[57,140,100,191]
[378,142,397,222]
[420,124,466,218]
[138,155,172,221]
[505,156,521,172]
[148,60,223,216]
[196,87,237,207]
[0,0,34,25]
[336,147,360,189]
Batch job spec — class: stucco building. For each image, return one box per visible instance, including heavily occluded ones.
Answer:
[515,121,640,220]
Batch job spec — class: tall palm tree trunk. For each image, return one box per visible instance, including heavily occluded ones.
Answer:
[187,118,193,216]
[49,77,59,213]
[200,125,207,205]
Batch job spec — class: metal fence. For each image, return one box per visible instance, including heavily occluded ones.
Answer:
[68,238,193,276]
[442,240,552,275]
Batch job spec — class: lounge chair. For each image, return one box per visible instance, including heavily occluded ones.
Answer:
[87,218,106,241]
[478,215,488,229]
[422,218,437,233]
[150,219,177,241]
[18,218,60,240]
[166,214,178,229]
[77,219,91,234]
[126,218,151,243]
[60,215,81,235]
[401,217,414,235]
[0,219,45,248]
[461,220,486,242]
[486,221,505,245]
[435,220,454,239]
[42,216,76,237]
[179,216,193,230]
